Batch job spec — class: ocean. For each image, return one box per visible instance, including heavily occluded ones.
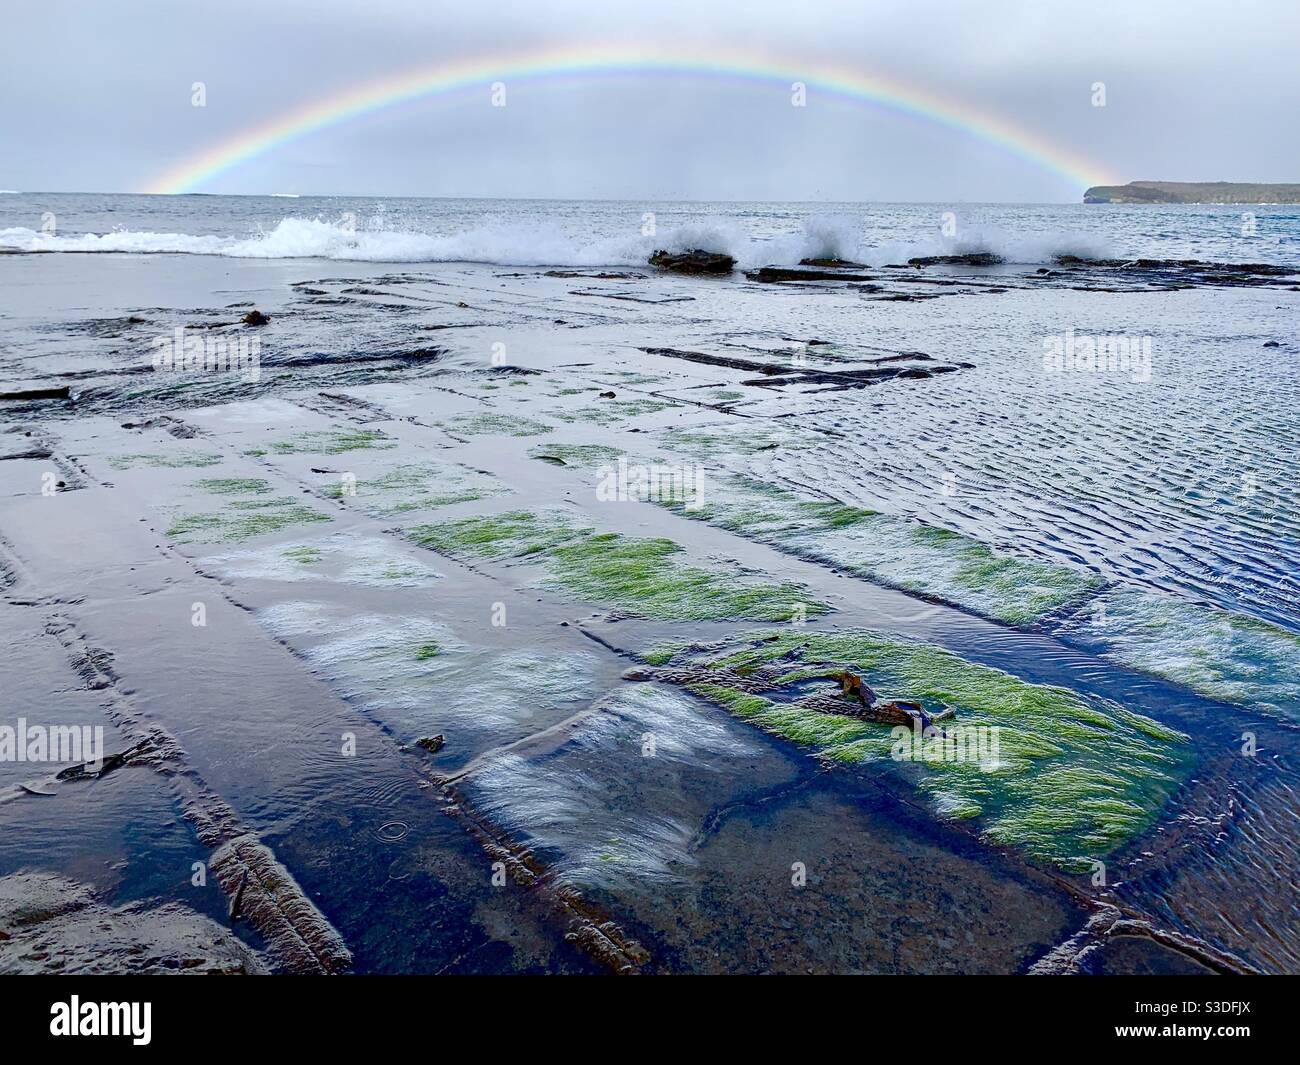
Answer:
[2,191,1298,265]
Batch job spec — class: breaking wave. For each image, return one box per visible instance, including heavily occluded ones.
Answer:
[0,213,1113,268]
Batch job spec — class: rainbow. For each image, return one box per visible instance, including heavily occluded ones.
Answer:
[145,43,1115,194]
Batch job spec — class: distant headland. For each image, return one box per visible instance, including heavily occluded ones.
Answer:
[1084,181,1300,204]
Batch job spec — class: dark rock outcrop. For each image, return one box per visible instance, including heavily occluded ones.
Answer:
[649,249,735,274]
[906,252,1004,267]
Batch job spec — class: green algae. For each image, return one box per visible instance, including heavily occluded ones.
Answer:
[544,533,828,622]
[404,508,828,621]
[526,443,623,468]
[211,532,440,588]
[912,525,960,546]
[640,639,700,666]
[1057,588,1300,719]
[109,451,222,470]
[661,474,1099,625]
[167,501,330,544]
[282,545,322,564]
[268,429,396,455]
[596,372,668,386]
[658,425,813,457]
[406,509,589,561]
[323,461,507,515]
[445,413,552,437]
[197,477,273,495]
[167,478,331,545]
[802,501,880,528]
[652,630,1190,867]
[664,478,877,539]
[552,399,675,426]
[414,642,442,660]
[939,538,1102,625]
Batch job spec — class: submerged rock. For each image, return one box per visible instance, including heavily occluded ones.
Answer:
[0,872,267,975]
[649,249,735,274]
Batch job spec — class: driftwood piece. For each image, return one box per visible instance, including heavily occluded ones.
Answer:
[797,692,953,729]
[837,670,878,707]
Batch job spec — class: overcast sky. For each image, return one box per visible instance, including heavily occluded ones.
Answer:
[4,0,1298,201]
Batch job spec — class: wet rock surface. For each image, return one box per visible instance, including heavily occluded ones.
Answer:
[0,872,267,974]
[1,250,1297,974]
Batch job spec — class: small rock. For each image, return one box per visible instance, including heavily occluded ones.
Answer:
[241,310,270,326]
[415,735,445,753]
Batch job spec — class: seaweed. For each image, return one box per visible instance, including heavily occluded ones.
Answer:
[267,429,396,455]
[445,413,552,437]
[404,509,828,621]
[644,630,1191,866]
[109,450,222,470]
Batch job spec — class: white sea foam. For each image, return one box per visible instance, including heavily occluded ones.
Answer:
[863,225,1112,267]
[0,213,1114,267]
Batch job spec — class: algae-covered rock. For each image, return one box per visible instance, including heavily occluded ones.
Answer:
[322,460,508,515]
[164,475,332,544]
[445,412,552,437]
[404,508,829,622]
[657,473,1101,625]
[267,428,395,455]
[1054,588,1300,720]
[640,630,1191,867]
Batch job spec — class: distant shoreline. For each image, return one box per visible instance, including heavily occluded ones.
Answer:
[1084,180,1300,204]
